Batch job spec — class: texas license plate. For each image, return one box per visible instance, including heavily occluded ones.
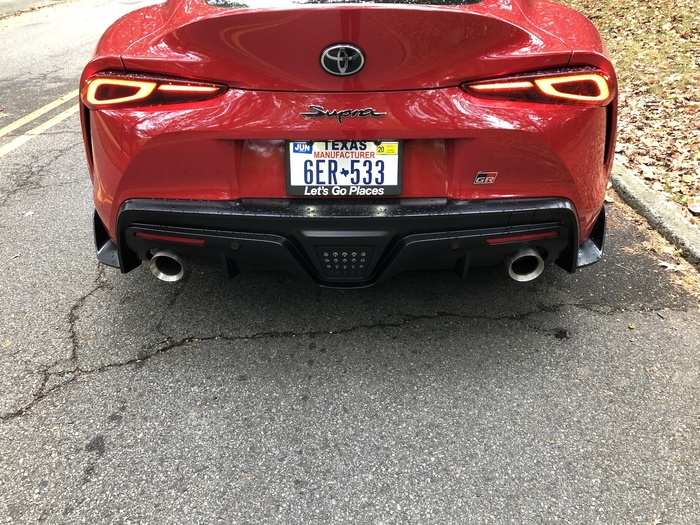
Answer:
[287,140,401,197]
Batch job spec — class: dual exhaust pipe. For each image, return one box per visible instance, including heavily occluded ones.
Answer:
[506,248,545,283]
[148,247,545,284]
[150,251,185,283]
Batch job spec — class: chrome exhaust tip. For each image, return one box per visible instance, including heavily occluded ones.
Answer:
[507,248,545,283]
[149,251,185,283]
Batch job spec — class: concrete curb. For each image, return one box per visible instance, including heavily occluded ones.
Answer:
[612,165,700,267]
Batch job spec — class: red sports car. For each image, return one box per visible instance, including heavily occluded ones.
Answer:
[80,0,617,287]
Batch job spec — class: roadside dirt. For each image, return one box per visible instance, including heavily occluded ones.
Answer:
[564,0,700,221]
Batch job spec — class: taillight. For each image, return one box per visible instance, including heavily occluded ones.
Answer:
[81,73,226,109]
[464,70,613,106]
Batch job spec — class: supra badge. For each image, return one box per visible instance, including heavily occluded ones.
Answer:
[301,105,387,123]
[474,171,499,185]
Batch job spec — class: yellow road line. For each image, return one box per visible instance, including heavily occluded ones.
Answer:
[0,90,78,139]
[0,105,79,158]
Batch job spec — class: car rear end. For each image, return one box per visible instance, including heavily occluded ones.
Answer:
[80,0,617,287]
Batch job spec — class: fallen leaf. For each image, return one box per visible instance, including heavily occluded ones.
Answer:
[659,261,682,272]
[688,196,700,216]
[640,164,656,180]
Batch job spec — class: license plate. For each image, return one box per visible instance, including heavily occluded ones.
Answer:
[287,140,401,197]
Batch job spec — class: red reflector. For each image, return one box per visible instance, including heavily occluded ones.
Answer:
[487,231,559,246]
[135,231,205,246]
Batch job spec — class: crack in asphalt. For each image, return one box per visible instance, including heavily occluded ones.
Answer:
[0,141,83,207]
[154,281,187,339]
[0,278,688,423]
[0,263,109,422]
[67,264,109,362]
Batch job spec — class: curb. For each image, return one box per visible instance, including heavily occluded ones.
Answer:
[611,165,700,267]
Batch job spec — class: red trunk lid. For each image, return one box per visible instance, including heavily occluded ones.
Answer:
[121,2,572,91]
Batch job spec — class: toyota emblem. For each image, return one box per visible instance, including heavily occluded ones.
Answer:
[320,44,365,77]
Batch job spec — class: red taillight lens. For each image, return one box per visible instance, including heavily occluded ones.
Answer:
[534,73,610,103]
[464,70,613,106]
[84,78,157,107]
[81,74,226,109]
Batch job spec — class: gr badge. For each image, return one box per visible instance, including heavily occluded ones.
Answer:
[474,171,498,185]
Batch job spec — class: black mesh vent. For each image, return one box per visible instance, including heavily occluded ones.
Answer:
[315,246,375,279]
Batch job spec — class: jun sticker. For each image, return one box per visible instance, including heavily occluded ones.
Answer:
[292,142,313,154]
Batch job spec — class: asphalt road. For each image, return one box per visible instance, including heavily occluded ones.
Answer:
[1,2,699,523]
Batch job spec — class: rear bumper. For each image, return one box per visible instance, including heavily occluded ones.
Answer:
[95,198,605,287]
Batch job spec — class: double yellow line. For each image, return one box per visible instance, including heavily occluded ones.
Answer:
[0,90,80,158]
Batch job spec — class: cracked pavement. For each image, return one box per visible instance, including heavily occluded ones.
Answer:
[1,1,699,523]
